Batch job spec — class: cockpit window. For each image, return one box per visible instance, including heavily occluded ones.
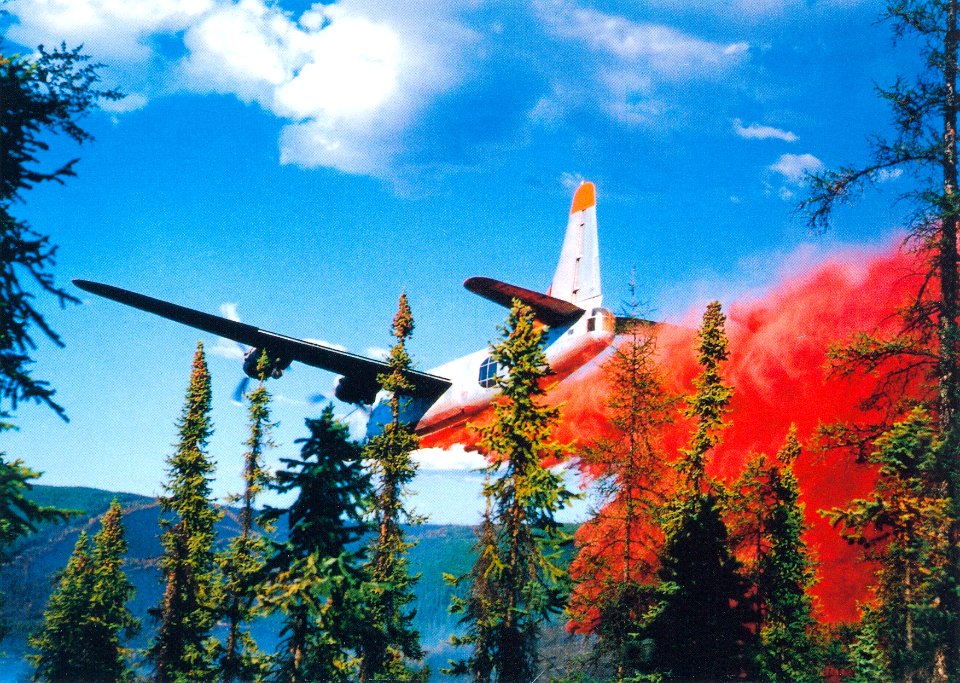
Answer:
[479,357,499,388]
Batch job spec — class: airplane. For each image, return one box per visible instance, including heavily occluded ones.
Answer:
[73,181,619,445]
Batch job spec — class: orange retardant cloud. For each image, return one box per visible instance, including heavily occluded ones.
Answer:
[425,242,927,625]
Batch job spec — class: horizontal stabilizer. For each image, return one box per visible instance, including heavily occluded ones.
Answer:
[73,279,452,400]
[464,277,585,327]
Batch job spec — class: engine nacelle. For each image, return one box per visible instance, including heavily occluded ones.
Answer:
[334,375,379,406]
[243,347,292,380]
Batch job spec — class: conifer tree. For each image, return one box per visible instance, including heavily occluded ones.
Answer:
[642,301,749,681]
[444,478,500,682]
[729,428,820,682]
[29,531,95,681]
[0,446,69,640]
[567,289,677,680]
[30,500,139,681]
[357,293,426,682]
[260,405,370,682]
[828,408,950,682]
[149,342,222,683]
[471,300,577,682]
[0,42,121,419]
[800,3,960,673]
[218,352,274,683]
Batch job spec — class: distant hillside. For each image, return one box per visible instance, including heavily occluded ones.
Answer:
[0,485,587,681]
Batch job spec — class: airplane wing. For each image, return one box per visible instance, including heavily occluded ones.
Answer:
[73,280,452,399]
[463,277,585,327]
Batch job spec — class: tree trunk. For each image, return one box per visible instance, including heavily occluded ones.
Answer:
[942,3,960,680]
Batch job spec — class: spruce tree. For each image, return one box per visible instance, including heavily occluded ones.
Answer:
[471,300,577,682]
[0,42,121,418]
[357,293,426,682]
[828,408,950,682]
[260,405,370,682]
[642,301,749,681]
[567,289,677,680]
[30,500,138,681]
[729,428,820,682]
[0,446,69,640]
[29,531,95,681]
[218,352,274,683]
[149,342,222,683]
[800,3,960,673]
[444,478,500,682]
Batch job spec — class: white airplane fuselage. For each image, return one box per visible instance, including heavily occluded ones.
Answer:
[370,305,617,444]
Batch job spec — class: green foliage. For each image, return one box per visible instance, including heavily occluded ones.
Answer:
[358,293,426,682]
[29,531,94,680]
[456,300,578,682]
[216,355,274,683]
[29,500,139,681]
[0,442,70,641]
[640,301,748,681]
[847,609,892,683]
[729,428,821,682]
[444,483,500,682]
[827,408,950,681]
[148,342,222,683]
[678,301,732,489]
[260,405,370,682]
[643,491,749,681]
[0,42,120,419]
[800,3,960,673]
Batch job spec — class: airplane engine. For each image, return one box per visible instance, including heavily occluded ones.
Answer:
[335,374,380,406]
[243,347,292,380]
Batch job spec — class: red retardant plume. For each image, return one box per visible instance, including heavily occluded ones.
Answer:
[423,242,927,625]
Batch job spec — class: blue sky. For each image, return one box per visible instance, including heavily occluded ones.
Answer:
[2,0,914,523]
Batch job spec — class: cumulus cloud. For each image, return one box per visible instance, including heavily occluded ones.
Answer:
[733,118,797,142]
[769,153,823,184]
[7,0,212,60]
[7,0,478,179]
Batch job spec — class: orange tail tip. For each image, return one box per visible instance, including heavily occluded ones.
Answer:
[570,181,596,214]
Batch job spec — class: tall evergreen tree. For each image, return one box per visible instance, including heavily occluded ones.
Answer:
[444,478,500,683]
[218,352,274,683]
[0,446,69,640]
[0,41,121,419]
[357,293,426,682]
[30,500,139,681]
[149,342,222,683]
[260,405,370,682]
[642,301,749,681]
[800,2,960,674]
[29,531,95,681]
[471,300,577,682]
[567,289,678,681]
[729,428,820,682]
[828,408,950,682]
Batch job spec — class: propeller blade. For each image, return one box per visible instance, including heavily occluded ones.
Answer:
[233,376,251,404]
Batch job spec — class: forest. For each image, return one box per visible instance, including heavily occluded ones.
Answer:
[4,1,960,682]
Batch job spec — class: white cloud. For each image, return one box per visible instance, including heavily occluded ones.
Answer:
[7,0,213,60]
[364,347,390,361]
[539,1,749,79]
[769,153,823,184]
[733,118,798,142]
[414,444,487,471]
[7,0,478,179]
[303,338,349,352]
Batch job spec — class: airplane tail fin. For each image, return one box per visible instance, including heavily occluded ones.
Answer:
[548,181,602,309]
